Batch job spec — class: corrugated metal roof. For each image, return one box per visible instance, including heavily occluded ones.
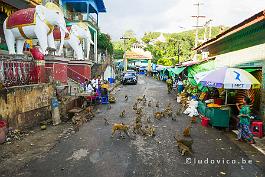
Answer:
[95,0,106,12]
[194,10,265,51]
[62,0,106,13]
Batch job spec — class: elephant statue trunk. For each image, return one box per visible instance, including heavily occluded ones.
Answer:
[58,29,65,55]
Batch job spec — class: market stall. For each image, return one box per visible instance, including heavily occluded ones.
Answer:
[195,67,261,128]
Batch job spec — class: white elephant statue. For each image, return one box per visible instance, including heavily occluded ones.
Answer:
[53,22,94,60]
[3,2,68,55]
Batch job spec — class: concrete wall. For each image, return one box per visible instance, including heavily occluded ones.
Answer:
[0,84,54,129]
[261,63,265,120]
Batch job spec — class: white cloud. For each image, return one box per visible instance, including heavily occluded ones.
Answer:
[99,0,265,40]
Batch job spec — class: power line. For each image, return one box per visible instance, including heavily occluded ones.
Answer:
[192,2,205,49]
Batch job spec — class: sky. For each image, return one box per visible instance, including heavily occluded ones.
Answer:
[98,0,265,41]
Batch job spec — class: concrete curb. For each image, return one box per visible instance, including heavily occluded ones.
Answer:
[109,81,121,93]
[232,130,265,155]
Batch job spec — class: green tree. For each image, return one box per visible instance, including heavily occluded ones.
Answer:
[98,32,113,55]
[141,26,227,65]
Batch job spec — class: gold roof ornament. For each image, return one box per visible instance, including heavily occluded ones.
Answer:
[77,22,89,30]
[45,2,63,14]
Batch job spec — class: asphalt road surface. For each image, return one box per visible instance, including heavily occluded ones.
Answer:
[11,76,265,177]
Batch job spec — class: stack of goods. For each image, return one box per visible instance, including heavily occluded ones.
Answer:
[183,100,199,117]
[207,103,221,108]
[177,92,188,104]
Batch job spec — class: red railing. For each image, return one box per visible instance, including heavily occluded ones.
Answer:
[0,59,38,87]
[67,66,89,84]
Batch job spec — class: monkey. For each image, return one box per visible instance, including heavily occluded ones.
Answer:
[125,95,128,101]
[183,125,191,137]
[172,116,177,121]
[104,118,110,126]
[174,132,193,150]
[120,110,126,118]
[133,122,143,135]
[156,101,159,108]
[142,95,146,102]
[111,123,130,138]
[136,107,143,115]
[86,106,95,119]
[137,96,143,102]
[135,115,142,124]
[191,116,197,123]
[146,125,156,137]
[154,112,164,120]
[146,116,152,124]
[176,140,192,156]
[142,100,147,106]
[133,102,138,110]
[148,100,152,107]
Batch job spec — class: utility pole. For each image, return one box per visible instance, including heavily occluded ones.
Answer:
[192,2,205,48]
[204,19,213,41]
[192,2,205,60]
[177,42,180,64]
[120,37,131,72]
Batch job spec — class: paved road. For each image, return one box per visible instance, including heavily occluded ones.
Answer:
[12,76,265,177]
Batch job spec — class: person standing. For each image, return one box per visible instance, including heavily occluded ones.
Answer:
[236,97,255,144]
[166,77,173,94]
[177,77,184,94]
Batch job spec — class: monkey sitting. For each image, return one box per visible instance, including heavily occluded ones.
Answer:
[86,106,95,119]
[154,112,164,120]
[183,125,191,137]
[133,122,143,135]
[164,109,173,117]
[136,107,143,115]
[148,101,152,107]
[142,100,147,106]
[144,125,156,137]
[112,123,130,138]
[156,101,159,108]
[133,103,138,110]
[137,96,143,102]
[125,95,128,101]
[146,116,152,124]
[120,110,126,118]
[142,95,146,102]
[135,115,142,124]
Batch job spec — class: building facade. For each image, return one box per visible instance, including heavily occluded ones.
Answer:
[195,10,265,119]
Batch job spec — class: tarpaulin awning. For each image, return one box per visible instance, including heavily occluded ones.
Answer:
[244,68,260,73]
[171,67,186,76]
[187,60,216,92]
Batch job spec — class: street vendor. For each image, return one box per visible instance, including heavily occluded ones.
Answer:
[177,77,184,94]
[83,79,94,94]
[166,77,173,93]
[236,97,255,144]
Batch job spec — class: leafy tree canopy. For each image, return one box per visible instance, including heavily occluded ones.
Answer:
[142,26,228,65]
[98,32,113,55]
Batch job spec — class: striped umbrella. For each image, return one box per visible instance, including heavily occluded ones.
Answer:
[197,67,261,89]
[196,67,261,104]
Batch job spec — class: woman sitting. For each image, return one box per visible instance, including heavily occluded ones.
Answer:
[236,97,255,144]
[84,80,94,94]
